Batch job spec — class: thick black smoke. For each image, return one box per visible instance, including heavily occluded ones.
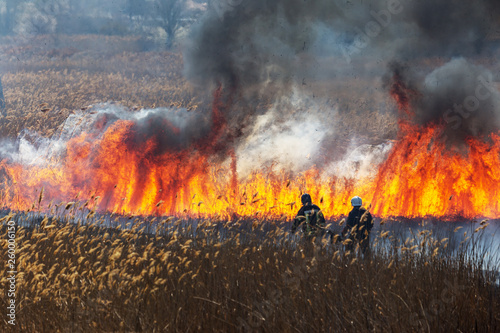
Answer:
[184,0,500,165]
[185,1,331,92]
[395,0,499,58]
[186,0,500,91]
[121,108,211,155]
[386,58,500,145]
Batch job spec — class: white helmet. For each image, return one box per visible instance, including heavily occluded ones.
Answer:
[351,196,362,207]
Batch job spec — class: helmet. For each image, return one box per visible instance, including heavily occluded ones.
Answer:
[301,193,312,205]
[351,196,362,207]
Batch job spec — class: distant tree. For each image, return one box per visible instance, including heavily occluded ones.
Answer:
[14,0,69,36]
[15,2,56,35]
[153,0,185,49]
[37,0,69,15]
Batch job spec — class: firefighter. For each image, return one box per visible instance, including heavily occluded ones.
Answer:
[291,193,326,237]
[342,196,373,254]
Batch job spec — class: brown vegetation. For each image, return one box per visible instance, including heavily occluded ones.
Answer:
[0,211,498,332]
[0,35,397,142]
[0,35,201,138]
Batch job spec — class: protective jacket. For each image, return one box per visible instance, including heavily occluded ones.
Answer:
[292,203,326,236]
[343,206,373,241]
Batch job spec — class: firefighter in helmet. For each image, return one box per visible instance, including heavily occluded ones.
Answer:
[291,193,326,237]
[342,196,373,254]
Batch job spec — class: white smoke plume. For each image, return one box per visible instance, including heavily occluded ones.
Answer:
[324,141,393,180]
[236,110,327,177]
[0,103,210,167]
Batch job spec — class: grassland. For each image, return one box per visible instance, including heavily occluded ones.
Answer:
[0,34,398,144]
[0,35,202,139]
[0,210,499,332]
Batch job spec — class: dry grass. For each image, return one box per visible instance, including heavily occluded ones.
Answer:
[0,35,202,138]
[1,67,199,137]
[0,34,397,142]
[0,210,499,332]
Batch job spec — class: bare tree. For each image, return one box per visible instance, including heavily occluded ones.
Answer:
[14,0,69,36]
[154,0,185,49]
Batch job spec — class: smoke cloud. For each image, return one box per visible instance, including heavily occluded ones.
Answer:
[385,58,500,145]
[420,59,500,142]
[184,0,500,165]
[186,0,500,89]
[0,104,211,166]
[236,92,330,177]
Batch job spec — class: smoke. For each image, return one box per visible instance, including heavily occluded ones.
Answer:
[422,59,500,142]
[186,0,500,89]
[385,58,500,145]
[324,141,393,180]
[236,104,328,177]
[0,104,211,166]
[184,0,500,167]
[185,0,350,95]
[120,107,211,155]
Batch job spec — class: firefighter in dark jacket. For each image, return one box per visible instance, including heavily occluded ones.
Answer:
[291,193,326,237]
[342,196,373,254]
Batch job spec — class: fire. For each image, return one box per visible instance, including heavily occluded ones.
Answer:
[370,72,500,218]
[371,125,500,218]
[2,83,500,219]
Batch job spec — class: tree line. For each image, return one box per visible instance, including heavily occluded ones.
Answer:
[0,0,208,49]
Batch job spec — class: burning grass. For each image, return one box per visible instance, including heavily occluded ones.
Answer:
[0,35,402,220]
[0,35,396,220]
[0,36,499,330]
[1,211,499,332]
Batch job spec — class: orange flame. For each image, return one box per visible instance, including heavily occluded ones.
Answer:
[2,84,500,219]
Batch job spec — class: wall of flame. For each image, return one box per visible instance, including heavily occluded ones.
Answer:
[2,82,500,219]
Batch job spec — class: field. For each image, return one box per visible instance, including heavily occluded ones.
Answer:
[0,35,499,332]
[1,211,499,332]
[0,35,397,142]
[0,35,201,139]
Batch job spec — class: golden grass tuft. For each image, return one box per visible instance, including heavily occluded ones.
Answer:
[4,211,495,332]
